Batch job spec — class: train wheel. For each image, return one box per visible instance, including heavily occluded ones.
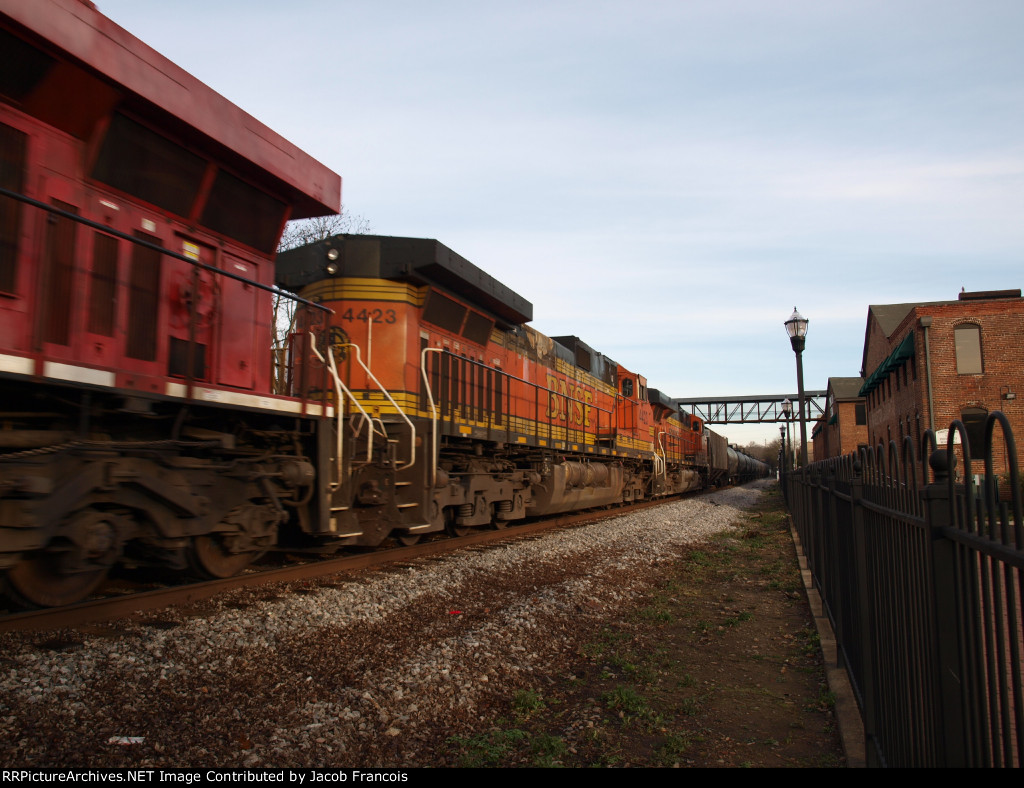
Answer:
[4,509,124,608]
[188,535,263,580]
[5,553,109,609]
[442,507,470,537]
[492,500,514,528]
[395,534,421,547]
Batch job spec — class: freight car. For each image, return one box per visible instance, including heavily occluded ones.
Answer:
[705,431,766,487]
[0,1,766,608]
[275,234,767,546]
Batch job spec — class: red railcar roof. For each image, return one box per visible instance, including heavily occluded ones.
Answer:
[0,0,341,219]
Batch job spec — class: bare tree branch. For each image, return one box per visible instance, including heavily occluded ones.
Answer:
[278,207,371,252]
[272,206,371,393]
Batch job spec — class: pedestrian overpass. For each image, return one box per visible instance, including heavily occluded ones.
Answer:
[674,392,827,425]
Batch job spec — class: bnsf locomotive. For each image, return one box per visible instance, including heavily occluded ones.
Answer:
[0,0,765,608]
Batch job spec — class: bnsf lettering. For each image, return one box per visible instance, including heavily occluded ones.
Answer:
[546,374,593,426]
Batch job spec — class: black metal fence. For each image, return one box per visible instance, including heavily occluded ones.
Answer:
[783,412,1023,767]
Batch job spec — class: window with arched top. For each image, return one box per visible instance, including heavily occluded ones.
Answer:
[954,324,983,374]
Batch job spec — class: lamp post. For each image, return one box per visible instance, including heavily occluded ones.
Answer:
[779,424,786,478]
[781,397,793,470]
[784,307,809,468]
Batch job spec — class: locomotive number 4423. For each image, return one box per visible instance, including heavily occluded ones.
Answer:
[339,308,397,324]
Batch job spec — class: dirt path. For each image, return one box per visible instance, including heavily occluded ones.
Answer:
[439,482,847,767]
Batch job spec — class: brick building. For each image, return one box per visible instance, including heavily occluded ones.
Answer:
[858,289,1024,477]
[812,377,868,460]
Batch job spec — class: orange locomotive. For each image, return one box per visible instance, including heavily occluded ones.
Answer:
[277,235,712,546]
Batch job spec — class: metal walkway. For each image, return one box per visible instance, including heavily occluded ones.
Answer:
[675,392,827,425]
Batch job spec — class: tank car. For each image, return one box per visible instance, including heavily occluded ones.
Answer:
[0,0,341,606]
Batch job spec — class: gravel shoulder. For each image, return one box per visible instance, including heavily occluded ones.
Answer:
[0,480,845,768]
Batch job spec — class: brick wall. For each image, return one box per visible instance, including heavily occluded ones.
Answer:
[815,401,869,460]
[837,400,869,455]
[862,297,1024,479]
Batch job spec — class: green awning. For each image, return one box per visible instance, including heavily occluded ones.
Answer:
[859,331,915,397]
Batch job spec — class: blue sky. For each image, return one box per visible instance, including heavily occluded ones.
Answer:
[97,0,1024,447]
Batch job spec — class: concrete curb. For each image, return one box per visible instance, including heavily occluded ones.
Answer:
[790,518,867,768]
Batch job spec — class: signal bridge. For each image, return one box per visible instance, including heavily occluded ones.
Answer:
[675,392,828,425]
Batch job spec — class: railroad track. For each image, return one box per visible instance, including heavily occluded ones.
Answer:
[0,495,683,634]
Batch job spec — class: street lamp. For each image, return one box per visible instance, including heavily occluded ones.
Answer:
[784,307,809,468]
[781,397,793,470]
[779,424,786,477]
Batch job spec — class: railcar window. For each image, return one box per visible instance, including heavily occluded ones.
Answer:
[0,31,55,101]
[0,122,26,293]
[462,310,494,345]
[200,170,285,254]
[92,113,206,218]
[423,291,466,334]
[622,378,633,397]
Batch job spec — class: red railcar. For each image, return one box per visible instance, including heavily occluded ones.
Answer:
[0,0,341,605]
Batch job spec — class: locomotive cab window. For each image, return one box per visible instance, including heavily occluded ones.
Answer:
[622,378,633,398]
[423,290,467,334]
[200,170,286,254]
[91,113,206,218]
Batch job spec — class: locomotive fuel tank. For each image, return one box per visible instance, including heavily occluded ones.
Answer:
[527,460,625,516]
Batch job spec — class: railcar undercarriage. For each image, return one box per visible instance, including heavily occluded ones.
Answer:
[0,383,318,608]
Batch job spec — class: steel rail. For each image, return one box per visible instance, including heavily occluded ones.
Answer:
[0,494,696,633]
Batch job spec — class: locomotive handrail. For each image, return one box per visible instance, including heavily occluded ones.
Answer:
[309,333,374,487]
[420,347,443,490]
[428,349,615,448]
[338,343,416,471]
[655,431,667,479]
[0,187,332,314]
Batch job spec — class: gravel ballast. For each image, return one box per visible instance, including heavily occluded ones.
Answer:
[0,482,771,767]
